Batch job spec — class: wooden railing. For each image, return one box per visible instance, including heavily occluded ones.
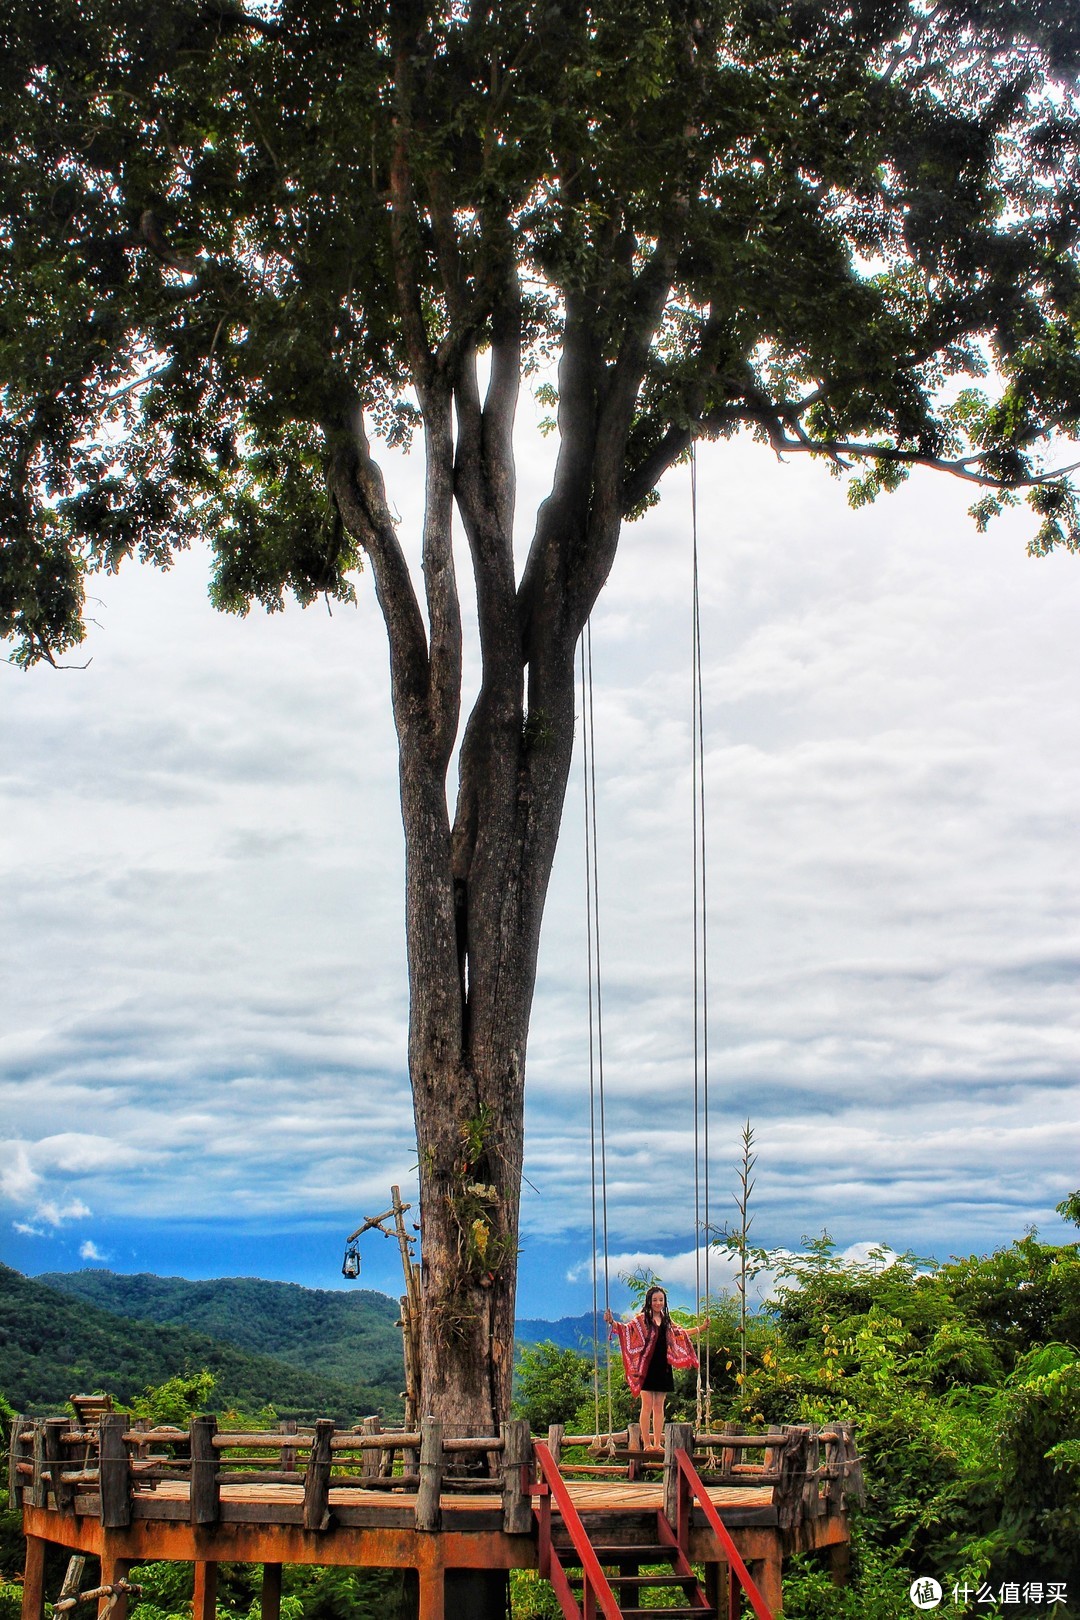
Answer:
[545,1418,864,1528]
[9,1411,861,1538]
[8,1412,534,1535]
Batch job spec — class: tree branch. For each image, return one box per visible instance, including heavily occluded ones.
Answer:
[329,403,430,722]
[390,18,437,403]
[420,386,463,774]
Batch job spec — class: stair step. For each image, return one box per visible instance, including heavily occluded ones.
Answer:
[554,1543,679,1565]
[608,1573,694,1588]
[629,1610,715,1618]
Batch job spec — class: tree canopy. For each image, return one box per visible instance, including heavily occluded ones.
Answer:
[4,0,1080,668]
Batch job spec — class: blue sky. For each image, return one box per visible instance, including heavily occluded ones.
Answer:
[3,414,1080,1320]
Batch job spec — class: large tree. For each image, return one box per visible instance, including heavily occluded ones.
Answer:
[3,0,1080,1442]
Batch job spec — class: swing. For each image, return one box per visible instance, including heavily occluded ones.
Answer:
[582,444,714,1443]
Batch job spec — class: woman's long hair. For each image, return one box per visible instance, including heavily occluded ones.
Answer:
[642,1285,671,1334]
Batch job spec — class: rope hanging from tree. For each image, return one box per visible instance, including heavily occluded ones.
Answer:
[690,441,714,1430]
[581,618,614,1437]
[580,448,715,1442]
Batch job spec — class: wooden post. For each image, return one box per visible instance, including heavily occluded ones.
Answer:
[192,1563,217,1620]
[278,1418,297,1475]
[842,1421,865,1506]
[44,1417,74,1514]
[414,1417,443,1532]
[828,1540,852,1588]
[98,1553,131,1620]
[361,1416,382,1480]
[416,1564,444,1620]
[803,1427,822,1519]
[720,1419,738,1477]
[303,1420,334,1532]
[391,1184,422,1428]
[20,1535,46,1620]
[663,1422,693,1527]
[99,1414,131,1529]
[57,1557,87,1609]
[30,1422,46,1510]
[704,1561,735,1620]
[627,1421,643,1481]
[750,1555,783,1616]
[130,1418,150,1465]
[260,1565,282,1620]
[190,1416,220,1527]
[8,1416,26,1507]
[501,1419,532,1533]
[775,1425,807,1531]
[546,1423,564,1468]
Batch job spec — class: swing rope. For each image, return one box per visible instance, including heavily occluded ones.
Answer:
[580,450,712,1441]
[582,619,613,1438]
[691,443,713,1430]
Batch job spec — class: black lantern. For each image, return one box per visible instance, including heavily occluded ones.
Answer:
[341,1241,361,1279]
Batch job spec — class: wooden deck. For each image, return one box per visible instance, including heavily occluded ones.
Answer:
[12,1413,861,1617]
[132,1476,777,1520]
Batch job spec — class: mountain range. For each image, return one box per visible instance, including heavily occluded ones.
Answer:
[1,1266,602,1417]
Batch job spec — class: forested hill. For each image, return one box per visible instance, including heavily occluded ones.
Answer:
[515,1312,601,1351]
[41,1267,590,1361]
[0,1265,402,1420]
[37,1268,403,1390]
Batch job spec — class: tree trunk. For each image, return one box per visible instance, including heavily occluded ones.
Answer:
[410,667,578,1437]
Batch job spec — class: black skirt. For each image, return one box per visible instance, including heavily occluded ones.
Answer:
[639,1327,674,1392]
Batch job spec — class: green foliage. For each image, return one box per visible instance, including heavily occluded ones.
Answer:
[782,1534,925,1620]
[508,1570,564,1619]
[125,1561,414,1620]
[937,1236,1080,1366]
[737,1230,1080,1607]
[514,1342,595,1432]
[129,1369,219,1427]
[0,1265,401,1421]
[127,1561,195,1620]
[992,1345,1080,1579]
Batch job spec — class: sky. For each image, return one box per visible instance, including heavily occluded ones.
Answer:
[3,403,1080,1320]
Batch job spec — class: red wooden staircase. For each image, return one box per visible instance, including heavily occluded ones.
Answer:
[531,1440,775,1620]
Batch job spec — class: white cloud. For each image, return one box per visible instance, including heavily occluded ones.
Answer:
[1,1144,41,1204]
[35,1199,92,1227]
[35,1135,127,1174]
[79,1240,107,1262]
[572,1239,911,1313]
[3,431,1080,1299]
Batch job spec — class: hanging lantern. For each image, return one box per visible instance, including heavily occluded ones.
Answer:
[341,1240,361,1279]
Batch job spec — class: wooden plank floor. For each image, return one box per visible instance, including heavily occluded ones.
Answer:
[140,1480,774,1515]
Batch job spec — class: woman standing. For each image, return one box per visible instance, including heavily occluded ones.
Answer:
[604,1286,709,1449]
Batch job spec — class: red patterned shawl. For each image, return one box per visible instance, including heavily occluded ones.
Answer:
[609,1312,698,1397]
